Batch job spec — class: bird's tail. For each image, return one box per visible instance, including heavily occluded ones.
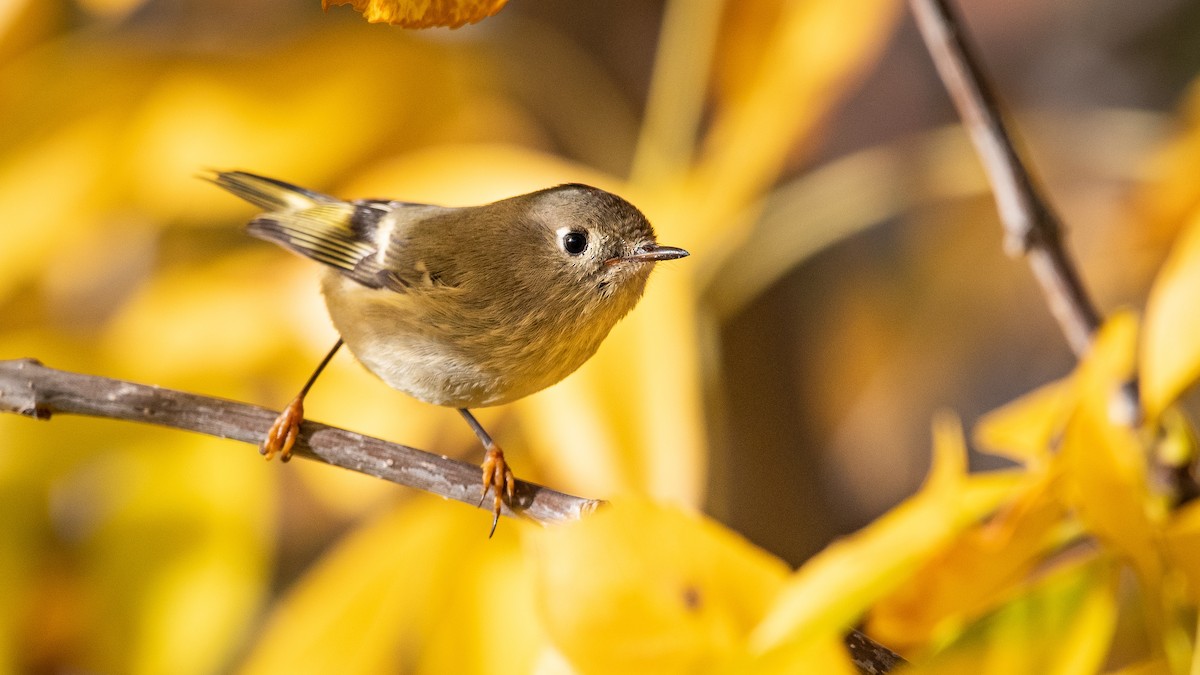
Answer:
[202,170,340,212]
[204,170,374,276]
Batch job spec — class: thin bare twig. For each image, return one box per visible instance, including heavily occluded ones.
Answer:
[0,358,599,525]
[846,629,904,674]
[908,0,1103,357]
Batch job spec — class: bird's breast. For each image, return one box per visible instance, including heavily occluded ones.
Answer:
[319,271,612,408]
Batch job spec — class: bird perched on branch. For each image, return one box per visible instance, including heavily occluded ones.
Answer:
[207,171,688,534]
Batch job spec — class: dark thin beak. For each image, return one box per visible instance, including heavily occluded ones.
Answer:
[606,243,690,266]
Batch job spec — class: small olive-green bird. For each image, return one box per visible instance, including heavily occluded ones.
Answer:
[207,171,688,533]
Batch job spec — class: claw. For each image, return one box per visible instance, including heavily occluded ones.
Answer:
[480,447,515,538]
[262,396,304,462]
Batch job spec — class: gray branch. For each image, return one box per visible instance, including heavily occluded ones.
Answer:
[846,629,904,674]
[908,0,1103,357]
[0,358,599,525]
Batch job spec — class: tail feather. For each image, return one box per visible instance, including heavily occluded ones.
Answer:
[202,170,339,211]
[207,170,394,287]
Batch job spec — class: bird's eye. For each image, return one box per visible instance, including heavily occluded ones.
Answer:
[562,230,588,255]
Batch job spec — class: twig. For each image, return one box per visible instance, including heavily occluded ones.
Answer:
[908,0,1103,357]
[0,358,599,525]
[846,629,905,674]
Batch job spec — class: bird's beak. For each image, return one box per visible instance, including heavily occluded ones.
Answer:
[606,243,690,266]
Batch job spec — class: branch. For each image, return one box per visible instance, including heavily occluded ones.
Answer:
[2,358,905,672]
[908,0,1103,357]
[0,358,599,525]
[846,629,904,674]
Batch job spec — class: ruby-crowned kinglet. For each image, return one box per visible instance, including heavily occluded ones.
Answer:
[207,171,688,533]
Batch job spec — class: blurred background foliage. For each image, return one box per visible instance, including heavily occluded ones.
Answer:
[5,0,1200,672]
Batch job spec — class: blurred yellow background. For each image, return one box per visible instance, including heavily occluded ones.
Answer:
[2,0,1200,672]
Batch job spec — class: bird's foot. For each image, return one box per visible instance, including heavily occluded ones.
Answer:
[262,396,304,462]
[479,447,516,537]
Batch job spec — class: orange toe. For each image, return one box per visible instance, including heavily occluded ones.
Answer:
[262,396,304,462]
[480,447,516,537]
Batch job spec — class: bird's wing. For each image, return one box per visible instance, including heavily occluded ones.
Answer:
[208,171,438,291]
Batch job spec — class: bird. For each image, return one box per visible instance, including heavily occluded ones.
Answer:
[206,170,688,534]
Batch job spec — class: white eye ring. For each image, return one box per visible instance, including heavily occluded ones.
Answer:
[557,226,589,256]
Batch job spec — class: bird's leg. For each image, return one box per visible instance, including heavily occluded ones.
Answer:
[458,408,516,537]
[262,338,343,462]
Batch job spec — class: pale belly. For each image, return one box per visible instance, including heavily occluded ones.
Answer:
[320,272,606,408]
